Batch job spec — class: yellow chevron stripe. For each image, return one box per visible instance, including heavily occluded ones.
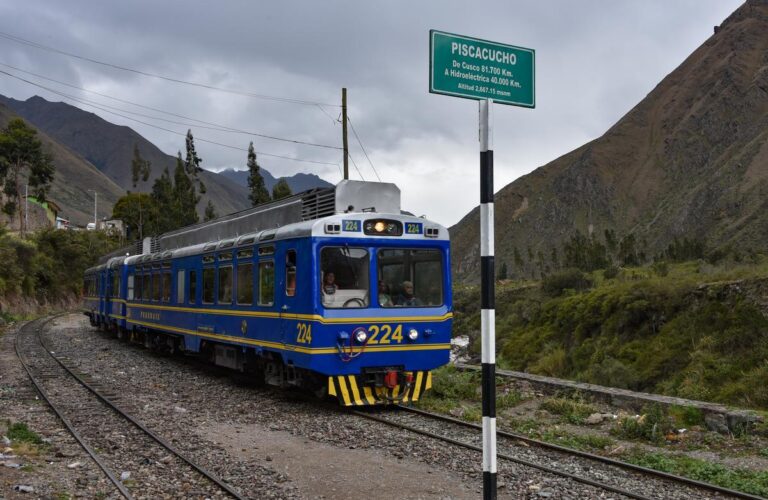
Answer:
[328,377,337,397]
[412,371,425,401]
[347,376,363,405]
[426,371,432,390]
[363,386,376,405]
[337,376,352,406]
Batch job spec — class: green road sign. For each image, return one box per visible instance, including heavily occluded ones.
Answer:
[430,30,535,107]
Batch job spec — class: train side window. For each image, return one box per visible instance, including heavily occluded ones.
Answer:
[258,261,274,306]
[218,265,233,304]
[237,262,253,305]
[127,274,134,300]
[152,273,161,302]
[202,268,215,304]
[189,270,197,304]
[162,271,172,302]
[177,270,185,303]
[114,272,121,298]
[285,250,297,297]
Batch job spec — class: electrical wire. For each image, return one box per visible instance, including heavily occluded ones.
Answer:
[347,115,381,182]
[0,31,340,107]
[347,153,365,181]
[0,69,339,167]
[0,62,341,150]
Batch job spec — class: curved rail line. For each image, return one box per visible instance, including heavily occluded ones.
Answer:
[14,316,245,500]
[352,408,654,500]
[396,405,761,500]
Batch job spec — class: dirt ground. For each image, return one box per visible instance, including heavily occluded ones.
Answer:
[203,424,476,500]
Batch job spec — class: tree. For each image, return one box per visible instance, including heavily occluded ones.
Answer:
[112,192,157,240]
[272,178,292,200]
[0,118,54,234]
[497,261,508,280]
[151,166,175,233]
[204,200,217,221]
[246,142,270,206]
[172,153,199,228]
[184,129,203,175]
[130,143,151,189]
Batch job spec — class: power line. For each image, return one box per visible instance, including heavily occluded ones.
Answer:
[0,62,341,150]
[347,115,381,182]
[0,31,341,107]
[348,153,365,181]
[0,69,339,167]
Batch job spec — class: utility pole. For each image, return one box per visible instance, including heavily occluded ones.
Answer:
[24,183,28,235]
[342,87,349,180]
[88,190,98,229]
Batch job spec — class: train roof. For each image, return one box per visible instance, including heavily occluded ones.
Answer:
[89,181,448,271]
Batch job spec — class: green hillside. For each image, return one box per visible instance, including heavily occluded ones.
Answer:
[454,256,768,410]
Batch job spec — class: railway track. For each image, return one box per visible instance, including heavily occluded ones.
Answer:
[14,317,245,500]
[352,405,761,499]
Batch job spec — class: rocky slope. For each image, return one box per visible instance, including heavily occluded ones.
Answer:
[450,0,768,282]
[0,95,251,217]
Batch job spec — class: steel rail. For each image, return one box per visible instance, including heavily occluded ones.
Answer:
[352,409,653,500]
[16,316,245,500]
[14,317,134,500]
[398,405,761,499]
[448,365,763,499]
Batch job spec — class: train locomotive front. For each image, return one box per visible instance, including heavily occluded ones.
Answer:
[84,181,452,406]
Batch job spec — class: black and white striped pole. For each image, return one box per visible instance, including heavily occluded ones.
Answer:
[479,98,496,500]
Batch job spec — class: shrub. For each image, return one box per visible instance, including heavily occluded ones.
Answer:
[541,268,593,297]
[611,404,674,443]
[540,396,597,424]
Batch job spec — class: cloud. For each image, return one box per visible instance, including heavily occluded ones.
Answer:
[0,0,743,227]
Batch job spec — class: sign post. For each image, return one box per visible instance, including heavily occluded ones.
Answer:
[430,30,535,500]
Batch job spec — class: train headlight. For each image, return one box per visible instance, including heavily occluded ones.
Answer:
[374,221,386,232]
[407,328,419,341]
[354,328,368,344]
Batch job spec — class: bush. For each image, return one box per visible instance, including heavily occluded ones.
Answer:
[611,404,674,443]
[540,396,597,424]
[603,265,620,279]
[541,268,593,297]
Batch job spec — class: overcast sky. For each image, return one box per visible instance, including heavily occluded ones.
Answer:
[0,0,744,227]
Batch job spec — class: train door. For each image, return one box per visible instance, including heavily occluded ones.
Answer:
[279,248,298,347]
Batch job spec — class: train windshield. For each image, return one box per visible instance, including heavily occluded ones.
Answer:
[377,249,443,307]
[320,246,370,308]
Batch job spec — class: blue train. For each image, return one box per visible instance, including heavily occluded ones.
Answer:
[83,181,452,406]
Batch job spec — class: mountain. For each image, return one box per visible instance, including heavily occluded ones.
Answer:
[0,102,125,226]
[450,0,768,282]
[0,95,251,217]
[217,168,333,194]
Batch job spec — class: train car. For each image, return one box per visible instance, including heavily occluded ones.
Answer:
[84,181,452,406]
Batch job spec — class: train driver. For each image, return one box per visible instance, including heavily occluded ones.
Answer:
[322,271,338,295]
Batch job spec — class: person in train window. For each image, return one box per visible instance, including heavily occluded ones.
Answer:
[322,271,338,295]
[395,281,422,306]
[378,280,393,307]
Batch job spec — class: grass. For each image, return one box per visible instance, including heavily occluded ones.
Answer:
[539,428,615,452]
[5,421,46,456]
[668,405,705,427]
[540,396,597,424]
[611,404,674,444]
[6,421,43,445]
[624,450,768,496]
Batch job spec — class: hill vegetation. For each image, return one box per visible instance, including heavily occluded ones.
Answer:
[454,253,768,410]
[0,227,119,320]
